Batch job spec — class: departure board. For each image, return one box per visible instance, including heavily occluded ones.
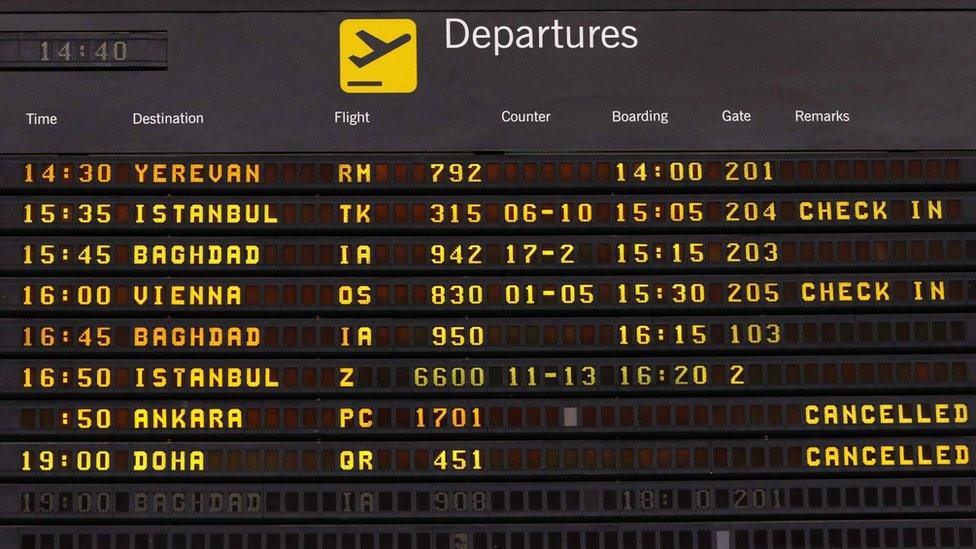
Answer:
[3,1,976,548]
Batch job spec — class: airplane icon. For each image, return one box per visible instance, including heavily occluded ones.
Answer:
[348,30,412,68]
[339,18,417,93]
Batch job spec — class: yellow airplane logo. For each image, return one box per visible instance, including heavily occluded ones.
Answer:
[340,19,417,93]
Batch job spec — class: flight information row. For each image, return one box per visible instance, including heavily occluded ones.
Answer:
[7,274,970,312]
[9,478,974,520]
[7,396,974,436]
[6,355,971,394]
[9,315,974,354]
[5,194,967,231]
[2,154,966,192]
[7,234,975,271]
[5,438,973,476]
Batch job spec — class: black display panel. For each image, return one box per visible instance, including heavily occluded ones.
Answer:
[2,2,975,548]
